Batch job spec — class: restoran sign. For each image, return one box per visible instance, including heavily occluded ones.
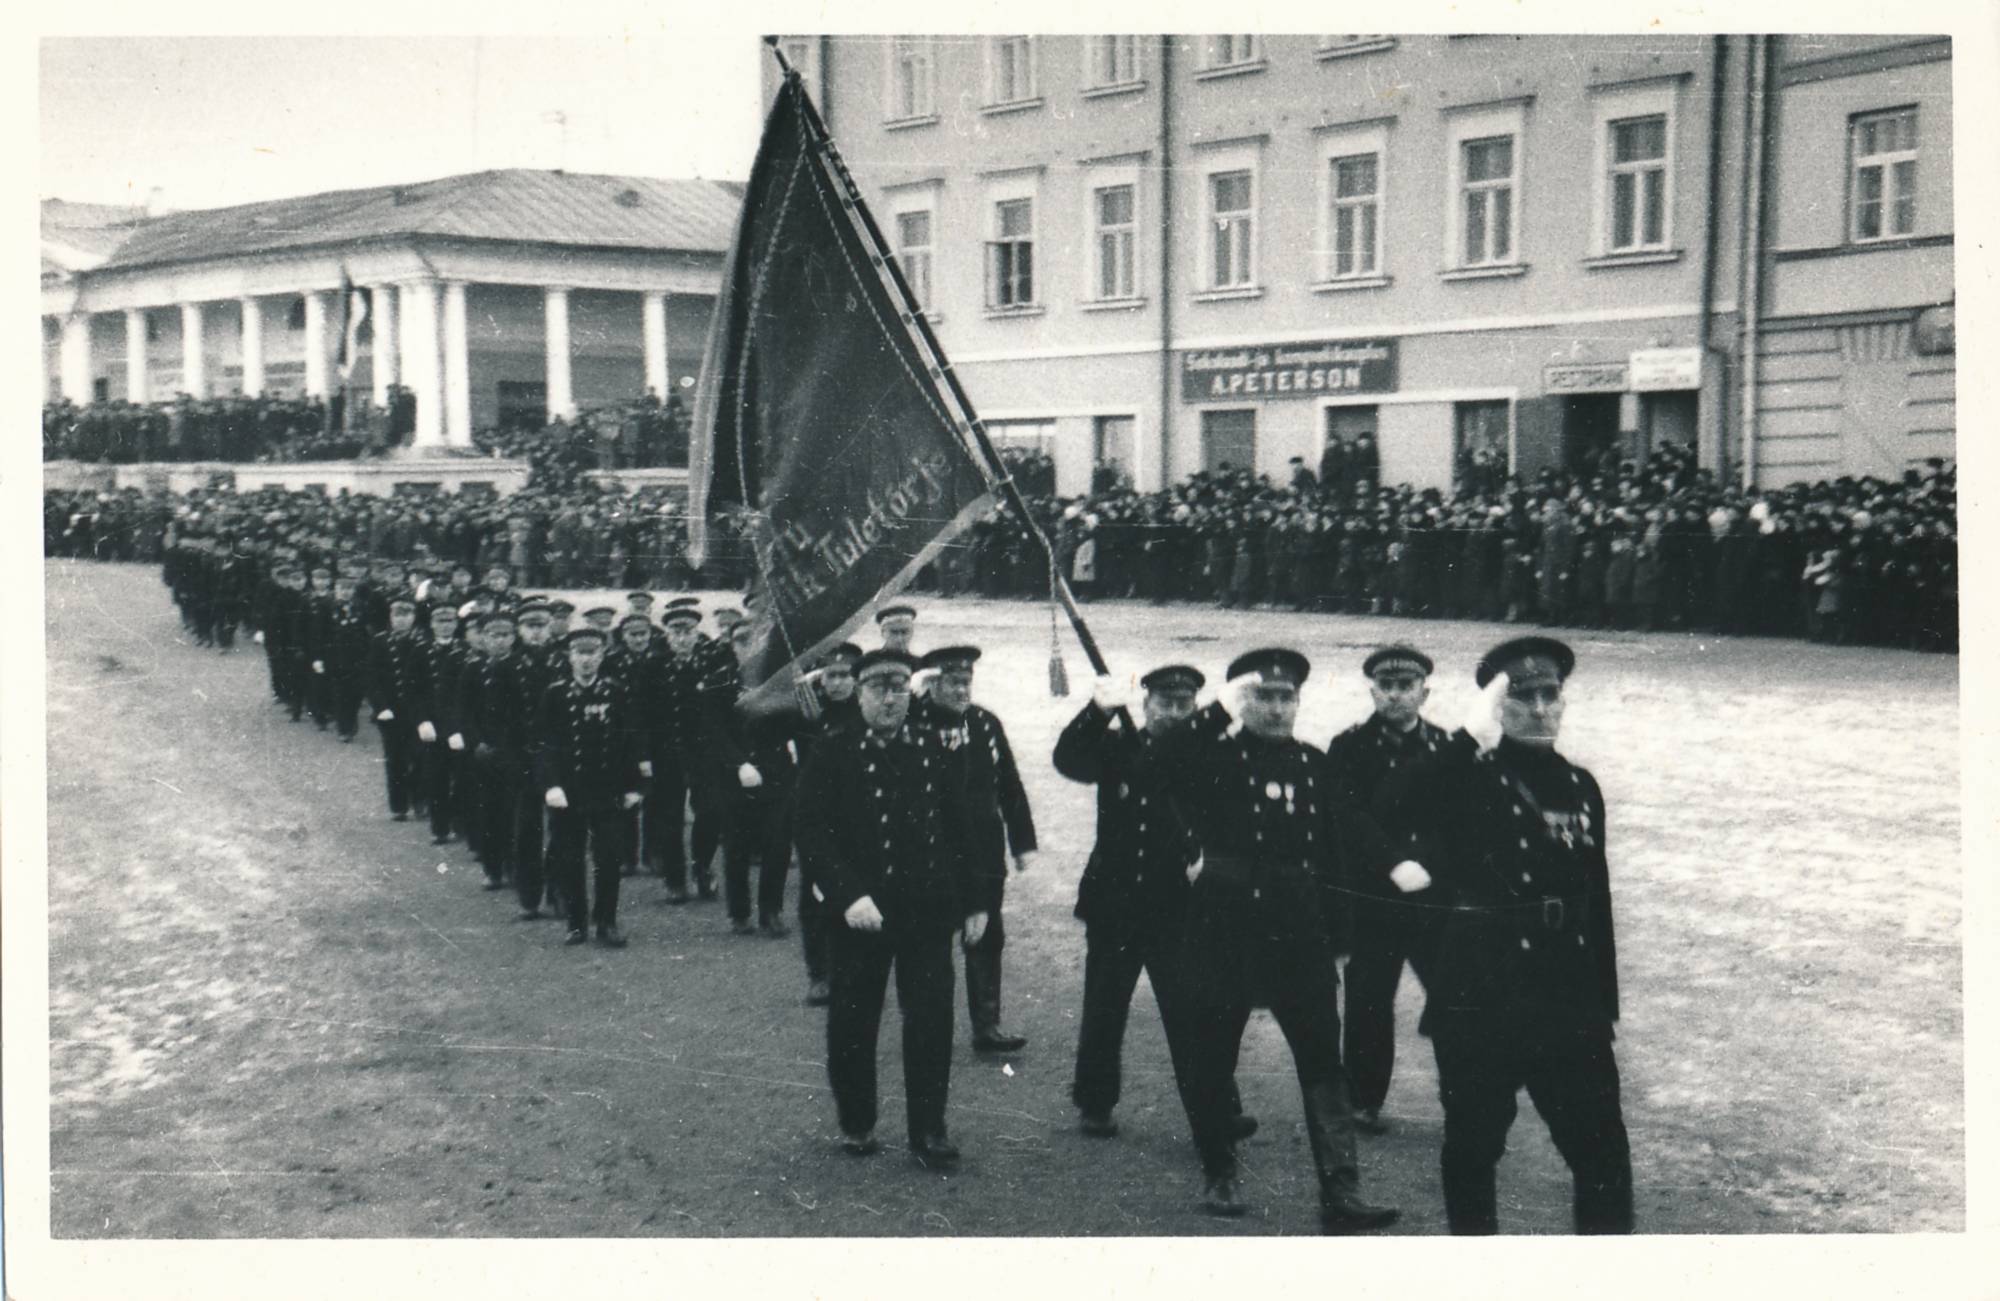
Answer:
[1182,338,1398,402]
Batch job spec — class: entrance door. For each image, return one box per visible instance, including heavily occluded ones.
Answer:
[1561,394,1622,474]
[1201,408,1256,474]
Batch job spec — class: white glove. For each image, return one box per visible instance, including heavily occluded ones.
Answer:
[962,911,990,946]
[417,721,437,743]
[638,760,653,779]
[1187,854,1205,884]
[312,660,325,674]
[253,631,265,645]
[1012,850,1038,874]
[376,709,395,722]
[1388,860,1433,893]
[447,733,465,752]
[910,667,940,696]
[737,762,763,789]
[1091,674,1124,711]
[621,791,643,809]
[844,895,884,932]
[1464,672,1508,752]
[544,786,569,810]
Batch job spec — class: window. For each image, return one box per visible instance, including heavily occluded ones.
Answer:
[987,36,1037,106]
[1459,136,1516,266]
[287,298,308,330]
[987,197,1036,309]
[1607,116,1668,251]
[778,37,817,95]
[1851,108,1917,242]
[1454,400,1510,494]
[1208,170,1255,289]
[1200,409,1256,473]
[1094,415,1135,475]
[894,208,934,311]
[1087,36,1140,88]
[1201,36,1258,69]
[1092,182,1137,300]
[985,418,1055,458]
[1329,153,1381,278]
[1319,35,1393,54]
[144,313,160,344]
[886,37,935,121]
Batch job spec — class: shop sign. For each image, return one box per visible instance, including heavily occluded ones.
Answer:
[1181,338,1397,402]
[1629,346,1702,391]
[1544,362,1629,394]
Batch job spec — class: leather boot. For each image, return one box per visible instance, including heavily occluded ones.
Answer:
[1302,1079,1399,1232]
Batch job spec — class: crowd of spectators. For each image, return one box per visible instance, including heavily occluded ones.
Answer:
[42,390,691,482]
[43,440,1957,653]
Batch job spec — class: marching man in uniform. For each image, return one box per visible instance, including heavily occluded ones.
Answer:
[1321,643,1450,1133]
[1151,647,1403,1233]
[792,649,985,1168]
[1409,635,1633,1234]
[535,626,649,948]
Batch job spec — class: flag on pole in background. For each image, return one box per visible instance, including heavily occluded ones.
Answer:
[336,269,368,384]
[688,73,993,713]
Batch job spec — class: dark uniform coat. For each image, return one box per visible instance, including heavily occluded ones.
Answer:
[1052,700,1199,924]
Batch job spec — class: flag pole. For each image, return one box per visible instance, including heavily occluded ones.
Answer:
[764,39,1111,679]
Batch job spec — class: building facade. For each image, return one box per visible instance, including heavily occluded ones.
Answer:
[764,34,1953,493]
[41,170,737,451]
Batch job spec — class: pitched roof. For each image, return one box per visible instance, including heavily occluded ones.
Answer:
[96,169,743,271]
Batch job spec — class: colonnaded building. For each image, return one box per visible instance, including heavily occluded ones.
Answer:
[41,169,738,452]
[763,33,1955,494]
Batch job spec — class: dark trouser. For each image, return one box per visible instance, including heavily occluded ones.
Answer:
[331,674,364,740]
[725,787,793,923]
[547,805,631,931]
[688,758,725,884]
[422,740,455,839]
[517,806,553,914]
[1182,971,1362,1202]
[1342,892,1439,1114]
[964,879,1007,1036]
[799,877,834,982]
[1072,915,1211,1120]
[659,749,724,890]
[475,751,538,886]
[280,653,307,719]
[826,918,956,1142]
[377,717,418,815]
[307,667,332,727]
[649,754,689,885]
[1430,1008,1633,1235]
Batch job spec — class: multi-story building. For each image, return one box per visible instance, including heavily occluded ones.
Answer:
[763,33,1954,493]
[40,169,737,451]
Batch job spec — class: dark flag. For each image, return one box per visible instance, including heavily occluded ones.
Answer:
[689,73,994,713]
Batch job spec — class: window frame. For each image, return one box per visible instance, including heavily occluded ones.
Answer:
[1443,102,1529,274]
[1848,105,1919,245]
[777,37,818,97]
[1198,35,1260,71]
[1092,413,1139,479]
[1197,142,1261,294]
[982,172,1042,313]
[1083,160,1142,304]
[886,183,941,318]
[1588,81,1679,258]
[984,35,1040,109]
[1085,35,1142,90]
[1314,120,1390,285]
[883,35,937,124]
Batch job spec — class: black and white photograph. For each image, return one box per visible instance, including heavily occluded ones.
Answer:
[6,4,1993,1296]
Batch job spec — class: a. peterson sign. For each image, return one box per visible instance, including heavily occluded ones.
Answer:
[1182,338,1398,402]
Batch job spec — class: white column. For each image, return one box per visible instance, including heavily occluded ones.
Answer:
[443,280,472,446]
[180,302,207,398]
[238,297,264,396]
[543,285,574,421]
[302,290,330,398]
[369,284,399,406]
[59,312,93,403]
[399,278,445,450]
[641,290,669,399]
[124,309,149,403]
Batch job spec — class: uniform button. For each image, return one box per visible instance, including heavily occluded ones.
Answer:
[1512,804,1524,815]
[1576,934,1586,946]
[1520,937,1532,950]
[1138,823,1147,833]
[1518,837,1530,849]
[1521,872,1532,883]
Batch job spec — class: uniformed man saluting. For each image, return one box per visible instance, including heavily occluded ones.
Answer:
[1321,643,1450,1134]
[1408,635,1633,1234]
[1056,664,1256,1143]
[792,649,985,1168]
[1151,647,1401,1233]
